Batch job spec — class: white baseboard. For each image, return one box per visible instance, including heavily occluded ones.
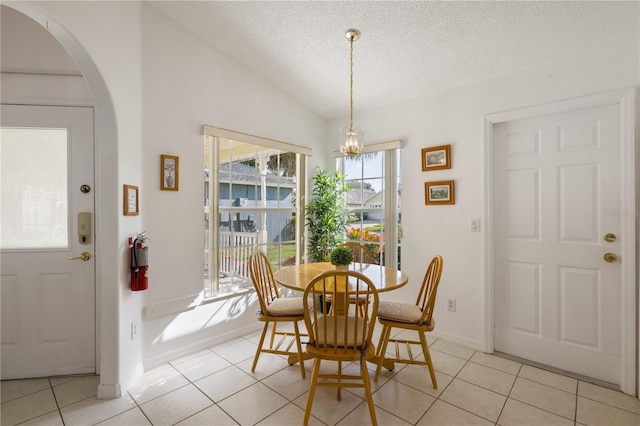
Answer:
[429,330,485,352]
[142,322,263,371]
[97,383,121,400]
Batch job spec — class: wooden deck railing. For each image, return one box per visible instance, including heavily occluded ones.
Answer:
[217,231,259,278]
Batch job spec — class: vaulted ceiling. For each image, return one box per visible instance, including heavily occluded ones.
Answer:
[148,1,636,119]
[2,2,635,121]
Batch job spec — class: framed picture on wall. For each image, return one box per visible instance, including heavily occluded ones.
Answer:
[421,144,451,171]
[161,154,179,191]
[123,185,139,215]
[425,180,455,205]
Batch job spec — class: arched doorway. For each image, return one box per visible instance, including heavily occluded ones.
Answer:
[1,4,121,398]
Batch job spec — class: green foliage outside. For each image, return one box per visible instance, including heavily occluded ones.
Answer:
[241,152,297,177]
[305,167,349,262]
[266,244,296,271]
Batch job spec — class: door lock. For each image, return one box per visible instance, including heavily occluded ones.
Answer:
[604,233,616,242]
[69,252,92,261]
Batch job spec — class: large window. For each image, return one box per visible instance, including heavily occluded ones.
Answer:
[204,126,309,297]
[336,140,402,268]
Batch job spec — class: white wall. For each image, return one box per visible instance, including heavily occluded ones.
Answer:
[139,5,326,366]
[6,1,327,395]
[328,43,639,350]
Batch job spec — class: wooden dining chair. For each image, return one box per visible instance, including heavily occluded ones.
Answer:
[249,250,307,379]
[340,241,375,264]
[374,255,443,389]
[302,270,379,426]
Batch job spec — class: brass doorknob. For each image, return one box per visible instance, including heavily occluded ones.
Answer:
[69,252,92,261]
[603,253,617,263]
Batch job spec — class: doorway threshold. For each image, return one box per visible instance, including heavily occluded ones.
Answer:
[493,351,619,391]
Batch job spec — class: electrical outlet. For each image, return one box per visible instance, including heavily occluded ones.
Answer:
[447,298,456,312]
[131,321,138,340]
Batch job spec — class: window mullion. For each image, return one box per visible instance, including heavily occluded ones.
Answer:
[385,149,398,269]
[209,136,220,295]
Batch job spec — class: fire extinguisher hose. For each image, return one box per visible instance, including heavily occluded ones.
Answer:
[132,238,140,277]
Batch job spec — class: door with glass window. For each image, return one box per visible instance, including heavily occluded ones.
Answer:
[1,104,95,379]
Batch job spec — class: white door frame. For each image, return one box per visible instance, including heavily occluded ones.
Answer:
[482,88,637,396]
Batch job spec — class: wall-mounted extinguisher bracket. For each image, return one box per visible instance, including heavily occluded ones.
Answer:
[130,231,149,291]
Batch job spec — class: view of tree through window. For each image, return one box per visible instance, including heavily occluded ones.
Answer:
[204,136,303,297]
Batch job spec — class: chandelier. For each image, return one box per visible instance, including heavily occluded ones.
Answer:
[339,28,364,158]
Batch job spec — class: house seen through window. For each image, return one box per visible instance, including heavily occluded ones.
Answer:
[204,128,308,297]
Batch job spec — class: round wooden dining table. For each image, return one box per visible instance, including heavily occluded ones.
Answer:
[274,261,409,370]
[273,261,409,293]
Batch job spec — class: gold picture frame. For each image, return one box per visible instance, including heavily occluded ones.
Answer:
[161,154,179,191]
[421,144,451,171]
[123,185,139,216]
[425,180,455,205]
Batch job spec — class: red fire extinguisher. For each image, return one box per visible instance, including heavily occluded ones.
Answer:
[130,232,149,291]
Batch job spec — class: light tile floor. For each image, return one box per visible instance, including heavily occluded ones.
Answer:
[2,329,640,426]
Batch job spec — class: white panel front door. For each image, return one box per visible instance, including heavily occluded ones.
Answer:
[1,104,95,379]
[493,103,621,385]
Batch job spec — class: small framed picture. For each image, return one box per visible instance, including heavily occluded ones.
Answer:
[425,180,455,205]
[421,144,451,171]
[161,154,179,191]
[124,185,139,216]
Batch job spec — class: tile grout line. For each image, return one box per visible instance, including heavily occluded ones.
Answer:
[431,348,494,424]
[574,383,579,426]
[493,359,523,425]
[47,377,67,426]
[5,336,637,426]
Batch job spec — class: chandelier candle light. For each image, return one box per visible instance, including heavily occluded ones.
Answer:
[340,28,364,158]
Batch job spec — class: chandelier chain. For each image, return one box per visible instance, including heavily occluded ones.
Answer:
[349,36,354,131]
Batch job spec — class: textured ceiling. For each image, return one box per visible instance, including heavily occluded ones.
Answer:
[155,2,634,119]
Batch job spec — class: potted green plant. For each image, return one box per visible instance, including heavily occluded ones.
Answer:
[330,246,353,269]
[305,167,349,262]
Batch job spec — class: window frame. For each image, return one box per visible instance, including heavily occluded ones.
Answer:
[335,139,402,268]
[203,125,310,298]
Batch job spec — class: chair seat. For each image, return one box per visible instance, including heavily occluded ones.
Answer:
[314,316,370,347]
[306,339,376,362]
[267,297,306,316]
[377,300,425,324]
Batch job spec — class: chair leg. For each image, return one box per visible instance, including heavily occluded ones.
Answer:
[269,322,277,348]
[252,322,269,372]
[374,324,392,381]
[294,321,306,379]
[337,361,342,400]
[419,331,437,389]
[304,358,321,426]
[361,358,378,426]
